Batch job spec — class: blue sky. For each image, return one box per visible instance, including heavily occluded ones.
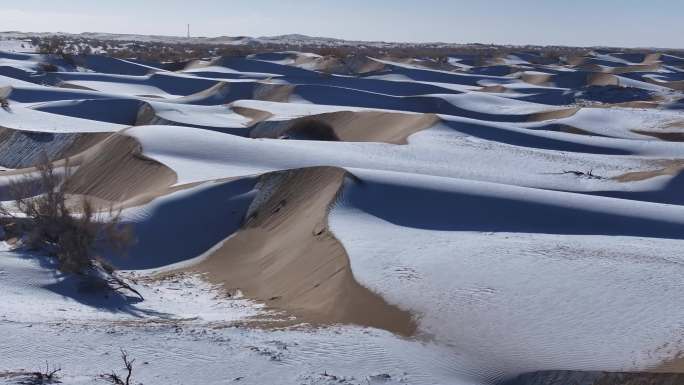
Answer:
[0,0,682,48]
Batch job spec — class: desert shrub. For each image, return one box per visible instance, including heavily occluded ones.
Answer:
[101,350,139,385]
[0,154,139,298]
[29,362,61,384]
[37,62,59,72]
[37,36,68,56]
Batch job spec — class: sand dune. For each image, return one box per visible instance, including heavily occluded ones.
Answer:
[613,160,684,182]
[189,167,415,335]
[331,168,684,380]
[67,133,176,202]
[0,126,109,168]
[250,110,438,143]
[2,45,684,385]
[520,71,618,88]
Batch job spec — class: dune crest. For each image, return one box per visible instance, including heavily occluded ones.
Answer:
[251,110,439,143]
[188,166,416,336]
[67,133,177,202]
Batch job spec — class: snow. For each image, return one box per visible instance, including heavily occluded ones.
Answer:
[126,120,669,194]
[2,35,684,385]
[616,75,675,92]
[118,178,258,270]
[233,99,364,117]
[437,92,568,115]
[0,74,37,88]
[524,107,684,139]
[0,243,262,324]
[0,39,36,53]
[500,54,530,65]
[0,103,127,133]
[60,80,179,98]
[181,65,281,79]
[0,319,475,385]
[148,101,253,130]
[0,237,473,385]
[329,169,684,380]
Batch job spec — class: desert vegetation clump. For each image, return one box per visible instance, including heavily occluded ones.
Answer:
[0,362,62,385]
[0,154,141,299]
[101,350,140,385]
[27,362,61,384]
[36,62,59,72]
[26,34,614,72]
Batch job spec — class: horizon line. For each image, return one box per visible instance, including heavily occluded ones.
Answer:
[2,30,683,51]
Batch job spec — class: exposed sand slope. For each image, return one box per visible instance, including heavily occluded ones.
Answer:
[67,133,177,202]
[632,129,684,142]
[189,166,416,335]
[251,110,439,143]
[613,160,684,182]
[0,129,179,209]
[253,83,295,102]
[0,126,110,168]
[653,357,684,373]
[231,105,273,123]
[504,371,684,385]
[526,107,580,122]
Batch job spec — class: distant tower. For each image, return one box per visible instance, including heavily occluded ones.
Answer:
[187,24,190,39]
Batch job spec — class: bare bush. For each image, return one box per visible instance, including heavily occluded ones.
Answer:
[37,62,59,72]
[37,36,67,55]
[10,362,62,385]
[0,154,139,299]
[101,350,139,385]
[28,362,61,384]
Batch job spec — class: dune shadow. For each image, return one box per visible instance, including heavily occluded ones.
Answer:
[440,119,629,155]
[590,172,684,206]
[344,177,684,240]
[12,251,171,318]
[33,98,144,125]
[111,176,258,270]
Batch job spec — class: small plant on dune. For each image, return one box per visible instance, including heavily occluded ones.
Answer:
[37,62,59,72]
[101,350,140,385]
[0,153,141,300]
[26,361,61,384]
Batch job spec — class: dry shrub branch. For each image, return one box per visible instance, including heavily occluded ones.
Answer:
[0,153,141,299]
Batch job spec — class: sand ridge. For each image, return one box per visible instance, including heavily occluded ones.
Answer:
[187,166,417,336]
[250,110,439,144]
[66,133,177,202]
[0,126,111,169]
[613,160,684,182]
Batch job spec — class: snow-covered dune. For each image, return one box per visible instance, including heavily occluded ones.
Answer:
[1,46,684,385]
[330,169,684,380]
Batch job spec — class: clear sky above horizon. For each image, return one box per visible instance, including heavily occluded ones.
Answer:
[0,0,682,48]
